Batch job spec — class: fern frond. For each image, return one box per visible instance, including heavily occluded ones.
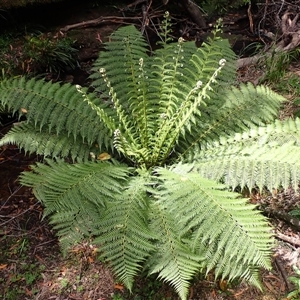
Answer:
[0,78,114,151]
[20,160,130,249]
[192,117,300,190]
[0,122,99,162]
[150,37,237,165]
[90,25,152,162]
[94,174,155,290]
[154,165,272,288]
[178,82,285,157]
[148,201,203,300]
[0,21,285,300]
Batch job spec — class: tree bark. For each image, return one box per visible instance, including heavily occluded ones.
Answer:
[178,0,206,28]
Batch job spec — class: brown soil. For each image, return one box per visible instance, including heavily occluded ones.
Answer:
[1,1,300,299]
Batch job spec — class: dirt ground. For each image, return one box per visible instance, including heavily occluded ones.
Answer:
[1,0,300,299]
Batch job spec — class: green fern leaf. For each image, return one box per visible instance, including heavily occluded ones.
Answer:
[90,25,151,159]
[150,37,237,165]
[178,83,285,157]
[94,174,155,290]
[0,122,100,162]
[20,160,130,249]
[148,201,203,300]
[0,78,114,151]
[192,118,300,190]
[154,165,272,288]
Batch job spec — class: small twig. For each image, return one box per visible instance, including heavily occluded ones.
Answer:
[141,0,153,34]
[274,256,293,292]
[126,0,148,9]
[0,185,22,210]
[247,2,254,33]
[33,239,57,255]
[141,4,149,34]
[0,202,39,226]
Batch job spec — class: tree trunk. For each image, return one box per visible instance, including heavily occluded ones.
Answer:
[178,0,206,28]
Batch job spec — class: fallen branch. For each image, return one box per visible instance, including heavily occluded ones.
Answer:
[60,16,141,32]
[275,232,300,247]
[274,256,293,292]
[262,206,300,232]
[238,9,300,69]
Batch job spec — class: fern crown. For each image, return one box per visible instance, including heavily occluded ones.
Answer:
[1,13,297,300]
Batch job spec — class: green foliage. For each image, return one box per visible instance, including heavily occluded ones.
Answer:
[287,265,300,299]
[199,0,252,15]
[262,48,300,83]
[0,236,44,299]
[23,33,77,74]
[0,13,296,299]
[0,32,77,76]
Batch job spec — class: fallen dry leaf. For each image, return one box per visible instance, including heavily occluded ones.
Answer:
[0,264,8,269]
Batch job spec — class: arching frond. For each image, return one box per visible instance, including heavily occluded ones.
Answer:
[0,122,100,162]
[0,78,114,150]
[154,165,272,288]
[178,83,285,157]
[192,118,300,190]
[20,160,130,250]
[147,201,203,300]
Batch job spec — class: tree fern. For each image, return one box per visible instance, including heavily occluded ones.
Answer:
[0,14,297,300]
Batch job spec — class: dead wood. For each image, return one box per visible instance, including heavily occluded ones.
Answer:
[238,9,300,69]
[276,232,300,247]
[60,16,141,32]
[178,0,206,28]
[274,256,294,292]
[262,206,300,232]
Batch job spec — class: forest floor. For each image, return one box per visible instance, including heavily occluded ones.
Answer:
[1,0,300,299]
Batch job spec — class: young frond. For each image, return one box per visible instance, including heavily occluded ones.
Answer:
[178,83,285,157]
[149,37,237,165]
[189,37,237,88]
[90,25,155,165]
[154,165,273,287]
